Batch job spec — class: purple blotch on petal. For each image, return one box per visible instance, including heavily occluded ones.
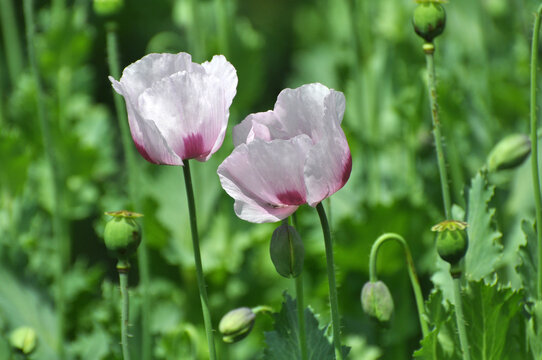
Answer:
[134,141,154,164]
[182,133,206,159]
[276,190,306,206]
[341,153,352,187]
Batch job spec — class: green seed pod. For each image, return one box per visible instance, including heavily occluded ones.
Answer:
[93,0,124,16]
[9,326,37,355]
[219,307,256,344]
[269,223,304,278]
[431,220,468,265]
[104,211,142,260]
[487,134,531,172]
[361,281,394,323]
[412,2,446,42]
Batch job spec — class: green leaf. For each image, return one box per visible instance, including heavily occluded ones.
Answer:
[462,279,525,360]
[527,300,542,359]
[518,220,537,300]
[464,172,503,280]
[264,292,349,360]
[413,290,459,360]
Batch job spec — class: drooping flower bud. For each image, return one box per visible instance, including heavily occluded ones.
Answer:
[104,211,142,260]
[431,220,468,265]
[487,134,531,172]
[9,326,37,355]
[361,281,394,323]
[269,223,304,278]
[412,1,446,42]
[219,307,256,343]
[93,0,124,16]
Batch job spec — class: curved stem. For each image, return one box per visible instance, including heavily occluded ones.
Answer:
[106,22,152,360]
[183,161,217,360]
[368,233,429,337]
[316,203,343,360]
[452,279,471,360]
[531,4,542,300]
[23,1,66,358]
[117,261,131,360]
[424,43,452,219]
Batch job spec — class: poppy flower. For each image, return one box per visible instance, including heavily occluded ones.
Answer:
[109,52,237,165]
[218,83,352,223]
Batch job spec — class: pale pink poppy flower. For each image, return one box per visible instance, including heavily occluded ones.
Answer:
[218,83,352,223]
[109,52,237,165]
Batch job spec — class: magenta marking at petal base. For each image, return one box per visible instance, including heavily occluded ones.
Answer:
[134,141,154,163]
[182,133,206,159]
[341,153,352,187]
[276,190,306,206]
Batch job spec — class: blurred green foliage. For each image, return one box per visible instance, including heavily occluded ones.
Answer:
[0,0,541,359]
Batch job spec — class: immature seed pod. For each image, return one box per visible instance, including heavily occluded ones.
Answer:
[9,326,37,355]
[269,223,304,278]
[431,220,468,265]
[361,281,394,323]
[487,134,531,172]
[93,0,124,16]
[219,307,256,343]
[412,1,446,42]
[104,211,142,260]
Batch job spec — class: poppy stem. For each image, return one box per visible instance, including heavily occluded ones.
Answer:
[23,0,67,358]
[0,0,23,86]
[290,214,308,360]
[117,261,131,360]
[106,22,152,360]
[182,160,217,360]
[452,279,470,360]
[316,203,343,360]
[530,4,542,301]
[368,233,429,338]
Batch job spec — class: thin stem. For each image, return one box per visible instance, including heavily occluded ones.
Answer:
[294,274,308,360]
[106,22,152,360]
[424,43,452,219]
[316,203,343,360]
[182,160,217,360]
[0,0,24,85]
[531,4,542,300]
[117,261,131,360]
[23,1,66,358]
[452,279,471,360]
[368,233,429,337]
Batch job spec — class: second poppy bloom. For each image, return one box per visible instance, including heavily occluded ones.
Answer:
[109,52,238,165]
[218,83,352,223]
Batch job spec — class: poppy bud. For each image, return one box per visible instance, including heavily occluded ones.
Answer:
[104,211,142,260]
[487,134,531,172]
[431,220,468,265]
[93,0,124,16]
[9,326,37,355]
[269,223,304,278]
[361,281,394,322]
[412,1,446,42]
[219,307,256,343]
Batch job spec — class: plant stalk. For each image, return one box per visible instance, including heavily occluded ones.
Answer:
[452,279,471,360]
[183,160,217,360]
[0,0,24,86]
[531,4,542,301]
[316,203,343,360]
[368,233,429,337]
[23,1,66,358]
[106,22,152,360]
[424,43,452,219]
[117,261,131,360]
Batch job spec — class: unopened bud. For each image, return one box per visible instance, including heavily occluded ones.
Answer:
[270,223,304,278]
[104,211,142,260]
[412,1,446,43]
[93,0,124,16]
[487,134,531,172]
[432,220,468,265]
[361,281,394,322]
[9,326,37,355]
[219,307,256,343]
